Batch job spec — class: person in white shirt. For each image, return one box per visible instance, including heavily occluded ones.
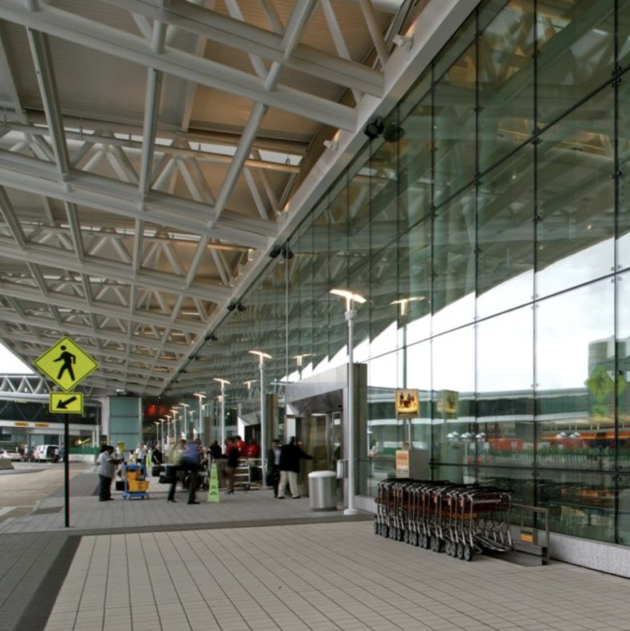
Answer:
[97,445,120,502]
[135,443,147,464]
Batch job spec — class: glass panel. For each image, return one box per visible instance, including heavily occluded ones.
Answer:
[536,280,615,471]
[478,0,535,172]
[617,68,630,270]
[619,0,630,71]
[370,112,399,251]
[477,307,535,467]
[536,0,614,128]
[399,92,433,229]
[311,201,331,375]
[398,218,431,345]
[406,341,432,454]
[477,466,535,506]
[617,272,630,471]
[433,187,476,334]
[536,88,615,298]
[538,471,615,543]
[432,326,475,476]
[434,36,477,206]
[477,147,535,317]
[618,474,630,544]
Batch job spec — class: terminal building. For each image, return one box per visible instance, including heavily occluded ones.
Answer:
[1,0,630,581]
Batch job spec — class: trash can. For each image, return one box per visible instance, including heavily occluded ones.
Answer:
[308,471,337,511]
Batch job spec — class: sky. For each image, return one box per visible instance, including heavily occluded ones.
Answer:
[0,342,33,374]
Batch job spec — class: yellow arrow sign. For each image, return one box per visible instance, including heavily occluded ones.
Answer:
[34,336,99,391]
[50,392,84,414]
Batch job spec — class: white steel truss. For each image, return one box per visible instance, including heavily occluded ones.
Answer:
[0,0,471,396]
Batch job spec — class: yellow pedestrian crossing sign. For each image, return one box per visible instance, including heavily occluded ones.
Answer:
[34,336,99,391]
[50,392,84,414]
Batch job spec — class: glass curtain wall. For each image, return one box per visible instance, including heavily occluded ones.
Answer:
[203,0,630,546]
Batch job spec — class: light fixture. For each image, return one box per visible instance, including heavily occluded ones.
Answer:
[390,296,424,317]
[383,123,405,143]
[393,34,413,51]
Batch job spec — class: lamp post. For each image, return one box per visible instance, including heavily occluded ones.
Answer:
[243,380,256,398]
[391,297,424,447]
[194,393,206,443]
[249,350,271,480]
[293,354,311,381]
[188,410,197,440]
[159,418,166,450]
[180,403,190,440]
[170,408,179,439]
[164,414,172,443]
[330,288,366,516]
[214,378,230,447]
[154,421,160,446]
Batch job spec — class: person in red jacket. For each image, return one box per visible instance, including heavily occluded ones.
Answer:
[235,435,246,455]
[245,438,259,459]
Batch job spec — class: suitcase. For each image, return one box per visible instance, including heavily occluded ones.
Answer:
[151,465,161,477]
[115,480,124,491]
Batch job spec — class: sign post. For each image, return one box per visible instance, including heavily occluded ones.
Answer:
[34,336,99,528]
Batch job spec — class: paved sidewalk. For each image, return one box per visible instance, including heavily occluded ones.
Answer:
[4,470,630,631]
[46,521,630,631]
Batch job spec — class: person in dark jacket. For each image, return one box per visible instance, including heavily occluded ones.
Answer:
[225,438,240,494]
[266,439,281,497]
[277,437,312,499]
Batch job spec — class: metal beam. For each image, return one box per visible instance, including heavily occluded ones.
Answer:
[0,0,358,130]
[26,29,71,179]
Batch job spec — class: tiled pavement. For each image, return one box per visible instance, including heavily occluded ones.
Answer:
[4,471,630,631]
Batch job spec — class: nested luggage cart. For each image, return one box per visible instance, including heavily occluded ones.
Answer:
[374,479,512,561]
[122,464,150,500]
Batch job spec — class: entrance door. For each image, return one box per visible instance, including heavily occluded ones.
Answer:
[292,413,343,497]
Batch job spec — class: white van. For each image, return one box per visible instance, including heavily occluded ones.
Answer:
[34,444,60,462]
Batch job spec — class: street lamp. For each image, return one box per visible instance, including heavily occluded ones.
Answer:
[330,288,366,516]
[293,354,312,381]
[194,392,206,443]
[189,409,196,438]
[243,380,256,397]
[159,418,166,449]
[170,408,180,439]
[164,414,172,442]
[214,378,230,447]
[180,402,190,439]
[249,350,271,480]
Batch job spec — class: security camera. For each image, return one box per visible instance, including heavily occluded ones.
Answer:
[363,116,384,140]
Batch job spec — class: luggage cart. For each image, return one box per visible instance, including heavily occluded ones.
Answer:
[122,464,150,500]
[374,478,512,561]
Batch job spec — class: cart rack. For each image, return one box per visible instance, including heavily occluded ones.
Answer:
[374,479,512,561]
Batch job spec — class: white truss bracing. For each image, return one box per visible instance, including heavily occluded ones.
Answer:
[0,0,439,395]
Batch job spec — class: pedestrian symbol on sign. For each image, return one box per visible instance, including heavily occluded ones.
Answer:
[33,336,99,391]
[54,346,76,381]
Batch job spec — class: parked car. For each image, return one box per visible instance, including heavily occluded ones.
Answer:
[8,449,22,462]
[0,449,9,459]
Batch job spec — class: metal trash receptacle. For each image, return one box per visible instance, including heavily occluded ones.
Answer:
[308,471,337,511]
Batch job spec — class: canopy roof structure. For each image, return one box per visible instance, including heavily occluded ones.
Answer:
[0,0,478,397]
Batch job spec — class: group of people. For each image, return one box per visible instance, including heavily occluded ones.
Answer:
[96,435,313,503]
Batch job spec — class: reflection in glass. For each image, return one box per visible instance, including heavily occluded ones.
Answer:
[536,0,614,128]
[434,31,477,206]
[617,273,630,471]
[433,188,476,333]
[477,147,534,317]
[536,89,614,298]
[478,0,535,172]
[537,471,615,543]
[432,327,475,476]
[536,280,615,470]
[477,307,534,466]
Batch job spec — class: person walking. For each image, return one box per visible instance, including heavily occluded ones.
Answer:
[277,437,312,499]
[182,438,202,504]
[225,437,239,494]
[266,439,281,498]
[167,439,185,503]
[97,445,121,502]
[208,440,222,462]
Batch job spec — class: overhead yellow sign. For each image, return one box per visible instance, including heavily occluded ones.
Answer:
[33,336,99,391]
[49,392,84,414]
